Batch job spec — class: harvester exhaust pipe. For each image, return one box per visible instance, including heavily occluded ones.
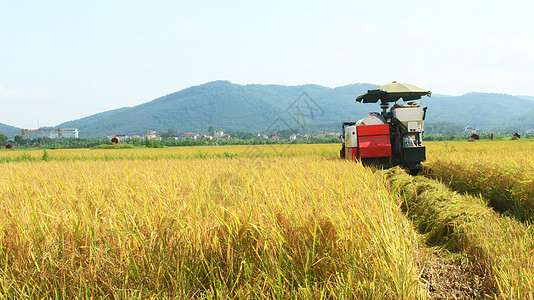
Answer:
[380,103,389,116]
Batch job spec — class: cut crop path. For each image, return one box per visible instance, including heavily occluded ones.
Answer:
[386,167,534,299]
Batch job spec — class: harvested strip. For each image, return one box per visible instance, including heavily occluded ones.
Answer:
[420,249,493,299]
[386,167,534,299]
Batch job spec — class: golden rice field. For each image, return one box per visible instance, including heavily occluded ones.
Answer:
[0,140,533,299]
[0,144,335,162]
[0,145,423,298]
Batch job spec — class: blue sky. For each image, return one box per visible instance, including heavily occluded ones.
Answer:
[1,0,534,128]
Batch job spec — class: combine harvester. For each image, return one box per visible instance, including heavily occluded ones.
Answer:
[341,82,431,174]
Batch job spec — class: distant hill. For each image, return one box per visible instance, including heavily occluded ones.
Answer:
[426,93,534,130]
[503,108,534,132]
[516,95,534,102]
[58,107,130,129]
[0,123,20,138]
[21,81,534,137]
[57,81,378,137]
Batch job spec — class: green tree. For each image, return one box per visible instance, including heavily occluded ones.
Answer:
[144,138,164,148]
[0,134,7,146]
[160,129,176,139]
[208,125,215,135]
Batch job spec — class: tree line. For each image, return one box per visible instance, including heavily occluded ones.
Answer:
[1,132,532,150]
[0,134,342,149]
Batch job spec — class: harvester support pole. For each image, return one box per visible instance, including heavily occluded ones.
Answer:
[380,103,389,118]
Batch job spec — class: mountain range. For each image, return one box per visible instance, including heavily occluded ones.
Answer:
[2,81,534,138]
[0,123,20,137]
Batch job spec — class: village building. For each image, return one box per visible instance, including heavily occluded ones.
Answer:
[214,131,231,139]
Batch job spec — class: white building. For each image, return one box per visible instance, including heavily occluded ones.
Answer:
[214,131,231,139]
[49,128,79,138]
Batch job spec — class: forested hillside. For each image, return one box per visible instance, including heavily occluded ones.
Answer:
[3,81,533,138]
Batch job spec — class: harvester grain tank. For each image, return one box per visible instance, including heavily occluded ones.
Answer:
[341,82,431,173]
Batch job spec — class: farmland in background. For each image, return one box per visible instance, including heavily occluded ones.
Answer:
[1,141,533,298]
[0,144,338,162]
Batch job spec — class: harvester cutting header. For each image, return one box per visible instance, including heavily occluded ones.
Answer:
[341,82,431,173]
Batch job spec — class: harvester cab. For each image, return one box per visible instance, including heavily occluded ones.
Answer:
[341,82,431,173]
